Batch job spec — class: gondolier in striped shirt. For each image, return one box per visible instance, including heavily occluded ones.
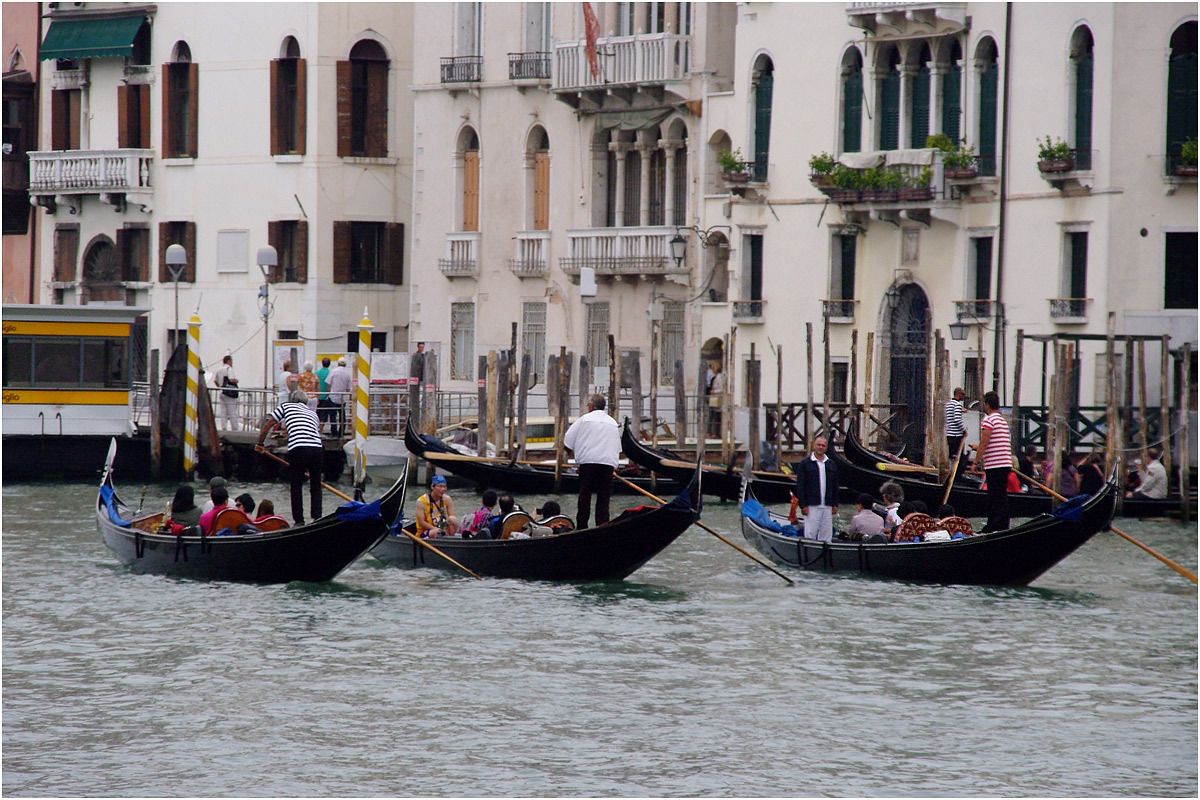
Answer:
[256,390,324,526]
[945,387,966,472]
[970,391,1012,533]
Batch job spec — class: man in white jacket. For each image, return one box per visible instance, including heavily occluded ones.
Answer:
[563,394,621,530]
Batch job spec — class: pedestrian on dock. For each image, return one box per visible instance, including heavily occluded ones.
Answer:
[971,391,1012,533]
[255,389,324,526]
[327,357,352,437]
[795,435,839,542]
[211,355,240,431]
[563,394,620,530]
[276,360,296,406]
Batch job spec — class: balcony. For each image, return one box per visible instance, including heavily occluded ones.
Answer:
[553,33,690,104]
[955,299,999,322]
[509,231,549,277]
[732,300,766,324]
[559,226,687,279]
[822,299,857,323]
[846,2,968,36]
[1038,149,1094,190]
[440,56,482,84]
[1049,297,1091,322]
[28,149,153,212]
[438,232,480,278]
[508,52,551,82]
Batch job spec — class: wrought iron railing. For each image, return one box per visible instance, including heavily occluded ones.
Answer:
[508,52,551,80]
[954,299,997,320]
[440,56,483,83]
[822,299,857,320]
[733,300,766,320]
[1049,297,1090,319]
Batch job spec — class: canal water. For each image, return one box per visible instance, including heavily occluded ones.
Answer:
[3,478,1196,797]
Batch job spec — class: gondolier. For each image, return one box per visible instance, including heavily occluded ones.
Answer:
[945,387,966,471]
[971,391,1012,533]
[256,389,324,526]
[563,394,620,530]
[795,436,839,542]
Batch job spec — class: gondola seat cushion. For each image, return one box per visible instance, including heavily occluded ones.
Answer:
[541,515,575,532]
[212,508,254,533]
[938,516,975,537]
[254,515,289,531]
[500,511,534,539]
[893,513,938,542]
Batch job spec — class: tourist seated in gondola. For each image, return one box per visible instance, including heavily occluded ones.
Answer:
[879,481,904,536]
[936,504,975,537]
[527,500,573,537]
[415,475,458,538]
[461,489,498,538]
[253,499,289,530]
[485,494,521,539]
[846,493,885,542]
[164,485,202,534]
[234,493,256,518]
[892,501,937,542]
[1077,453,1105,497]
[197,486,231,535]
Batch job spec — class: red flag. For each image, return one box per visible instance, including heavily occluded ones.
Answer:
[582,1,601,79]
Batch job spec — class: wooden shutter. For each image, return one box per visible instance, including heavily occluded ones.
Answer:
[336,60,351,157]
[333,221,351,283]
[53,224,79,282]
[463,150,480,231]
[134,228,150,282]
[118,85,131,148]
[366,61,388,157]
[384,222,404,285]
[158,221,171,282]
[51,90,80,150]
[941,64,961,143]
[753,69,772,177]
[158,222,195,282]
[161,65,173,156]
[139,85,150,148]
[1069,232,1088,299]
[880,70,900,151]
[266,220,282,282]
[978,62,998,175]
[269,59,281,155]
[842,68,862,153]
[294,58,307,155]
[183,222,197,282]
[910,66,930,148]
[533,152,550,230]
[295,220,308,283]
[1074,53,1093,167]
[187,63,199,157]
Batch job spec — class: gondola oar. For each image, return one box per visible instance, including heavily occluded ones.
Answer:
[613,473,794,585]
[255,446,483,580]
[1013,468,1197,585]
[941,438,967,508]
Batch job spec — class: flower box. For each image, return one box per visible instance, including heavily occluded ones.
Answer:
[830,188,860,203]
[898,187,934,202]
[1174,164,1198,178]
[944,166,978,180]
[1038,157,1075,174]
[860,188,898,203]
[722,171,750,184]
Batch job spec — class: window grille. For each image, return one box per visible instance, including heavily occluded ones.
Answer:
[451,302,475,380]
[522,302,546,384]
[660,301,684,385]
[586,302,609,367]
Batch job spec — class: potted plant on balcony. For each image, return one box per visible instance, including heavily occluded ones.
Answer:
[1037,135,1074,173]
[860,167,901,202]
[829,164,862,203]
[1176,137,1198,177]
[899,165,935,202]
[927,134,977,179]
[809,151,837,193]
[718,148,750,184]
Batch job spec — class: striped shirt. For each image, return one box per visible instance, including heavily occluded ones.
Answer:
[270,402,323,451]
[980,411,1012,470]
[945,398,965,436]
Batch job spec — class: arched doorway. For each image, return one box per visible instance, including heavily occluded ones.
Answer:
[888,284,929,461]
[81,237,124,304]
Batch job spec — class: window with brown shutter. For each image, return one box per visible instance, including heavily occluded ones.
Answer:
[294,219,308,283]
[162,61,198,157]
[268,219,308,283]
[53,224,80,282]
[384,222,404,285]
[533,151,550,230]
[341,40,388,158]
[270,57,306,155]
[158,220,196,282]
[463,149,480,231]
[51,89,80,150]
[118,226,150,282]
[118,85,150,149]
[333,220,351,283]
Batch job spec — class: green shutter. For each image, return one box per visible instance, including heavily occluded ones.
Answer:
[1074,54,1093,169]
[974,237,992,300]
[840,235,856,299]
[978,62,998,175]
[910,66,930,148]
[1166,51,1197,171]
[754,68,773,180]
[842,68,862,153]
[1070,232,1088,299]
[1164,232,1198,309]
[941,64,961,143]
[881,70,900,151]
[749,236,763,300]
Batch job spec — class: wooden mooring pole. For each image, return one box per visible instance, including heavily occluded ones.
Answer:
[864,331,874,444]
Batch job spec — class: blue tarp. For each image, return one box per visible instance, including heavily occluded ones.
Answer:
[741,498,801,537]
[1052,493,1091,523]
[334,498,383,522]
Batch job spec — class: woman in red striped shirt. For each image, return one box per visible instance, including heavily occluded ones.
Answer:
[971,391,1013,533]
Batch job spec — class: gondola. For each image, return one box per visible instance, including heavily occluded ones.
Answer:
[844,424,1194,519]
[370,465,701,581]
[96,441,408,583]
[739,477,1118,586]
[620,419,802,503]
[404,416,682,496]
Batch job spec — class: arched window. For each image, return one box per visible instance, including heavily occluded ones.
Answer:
[271,36,306,155]
[841,48,863,153]
[940,39,963,143]
[752,55,774,180]
[527,126,550,230]
[975,38,999,176]
[671,126,688,227]
[648,144,666,226]
[81,237,123,304]
[878,46,901,151]
[1167,21,1197,173]
[338,39,388,158]
[163,41,197,158]
[1070,27,1094,169]
[460,127,480,231]
[909,42,932,148]
[707,129,732,194]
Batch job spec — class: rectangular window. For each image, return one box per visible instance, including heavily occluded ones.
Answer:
[277,58,299,153]
[164,62,197,158]
[971,236,993,300]
[832,234,855,300]
[660,300,684,386]
[586,302,610,367]
[830,361,849,403]
[623,150,641,226]
[351,222,385,283]
[1066,231,1088,299]
[117,84,150,149]
[647,149,666,226]
[3,337,33,385]
[456,3,482,56]
[522,301,546,385]
[3,336,128,388]
[51,88,81,150]
[333,220,401,284]
[963,355,985,402]
[524,3,551,52]
[54,224,80,282]
[744,234,763,300]
[1164,231,1198,309]
[451,302,475,380]
[118,227,150,282]
[158,221,196,283]
[616,2,634,35]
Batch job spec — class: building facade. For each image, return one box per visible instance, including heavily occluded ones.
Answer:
[3,1,41,303]
[28,2,414,387]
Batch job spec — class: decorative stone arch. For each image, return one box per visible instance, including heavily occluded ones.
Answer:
[707,128,732,193]
[701,229,730,303]
[279,34,302,60]
[879,280,931,460]
[80,235,124,304]
[342,31,394,61]
[749,53,775,180]
[170,40,192,63]
[839,45,866,153]
[525,124,550,230]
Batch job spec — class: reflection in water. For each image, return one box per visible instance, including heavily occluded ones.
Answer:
[2,480,1196,796]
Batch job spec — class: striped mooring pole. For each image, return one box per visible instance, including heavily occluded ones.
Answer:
[183,309,202,479]
[353,309,374,485]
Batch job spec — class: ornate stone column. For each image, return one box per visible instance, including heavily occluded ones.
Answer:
[610,136,631,227]
[660,138,682,228]
[638,139,654,226]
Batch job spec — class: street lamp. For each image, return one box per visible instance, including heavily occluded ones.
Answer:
[165,244,186,352]
[949,320,970,341]
[885,284,902,313]
[257,245,277,397]
[671,224,731,269]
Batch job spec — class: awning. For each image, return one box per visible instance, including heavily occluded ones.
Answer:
[40,15,145,61]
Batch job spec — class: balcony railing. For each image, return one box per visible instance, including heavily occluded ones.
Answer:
[822,299,857,320]
[508,52,551,81]
[553,33,689,92]
[559,226,685,277]
[509,230,549,277]
[733,300,766,322]
[1049,297,1090,320]
[955,299,998,320]
[28,149,153,195]
[438,232,480,277]
[440,56,482,84]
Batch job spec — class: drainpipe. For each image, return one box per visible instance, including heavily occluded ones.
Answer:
[993,2,1013,401]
